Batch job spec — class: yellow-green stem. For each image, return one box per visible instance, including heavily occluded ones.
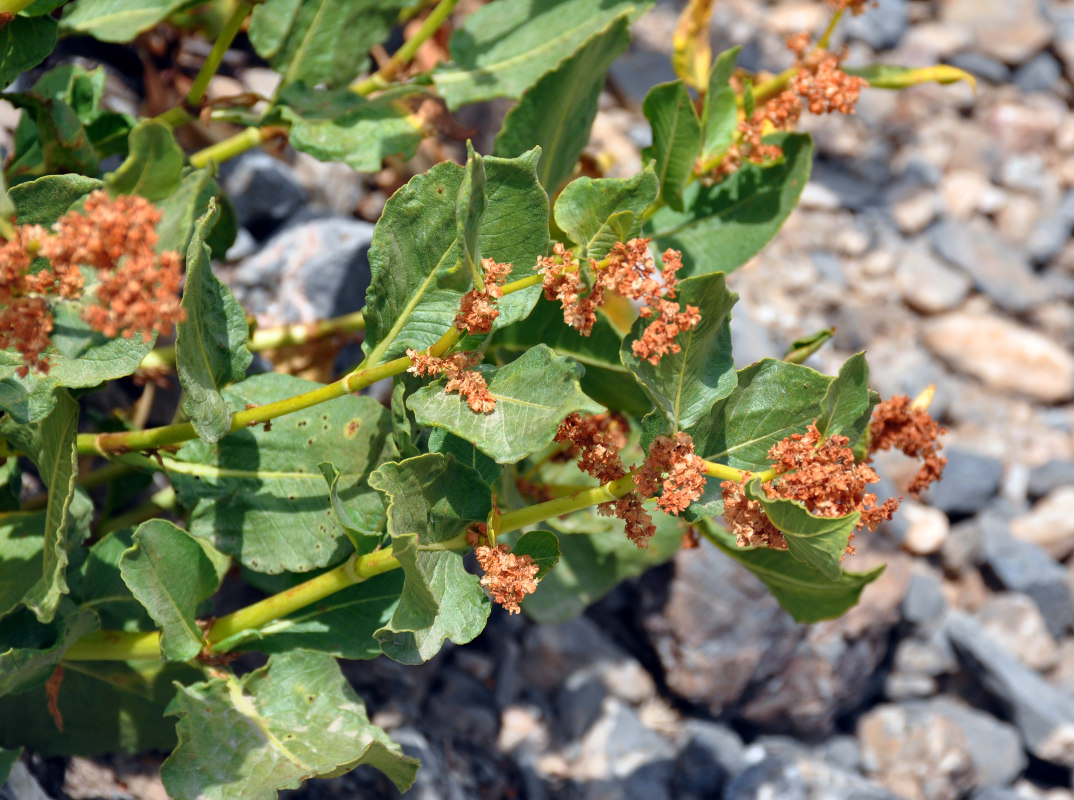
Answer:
[816,8,844,49]
[189,126,265,169]
[188,1,253,107]
[62,630,163,661]
[351,0,460,95]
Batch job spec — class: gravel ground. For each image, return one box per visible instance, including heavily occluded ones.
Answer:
[7,1,1074,798]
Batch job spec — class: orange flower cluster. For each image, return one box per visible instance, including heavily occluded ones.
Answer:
[555,412,656,547]
[827,0,875,15]
[539,239,700,365]
[454,258,513,335]
[721,397,946,554]
[635,432,707,515]
[475,543,539,614]
[791,47,868,117]
[0,191,184,376]
[867,394,947,496]
[406,349,496,413]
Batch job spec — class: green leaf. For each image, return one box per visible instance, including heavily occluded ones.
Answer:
[60,0,189,42]
[316,461,383,552]
[175,202,252,444]
[0,457,21,512]
[519,511,682,623]
[6,93,100,179]
[815,352,876,446]
[368,454,491,664]
[155,167,222,255]
[844,63,976,92]
[0,747,20,785]
[163,652,418,798]
[0,390,83,622]
[119,520,223,661]
[553,165,659,259]
[427,428,502,488]
[69,529,152,631]
[170,373,398,574]
[621,272,738,430]
[646,132,814,276]
[0,167,13,222]
[491,299,652,416]
[275,84,424,172]
[0,607,98,698]
[458,142,487,283]
[105,119,183,201]
[699,46,740,163]
[0,658,199,755]
[9,173,102,225]
[407,344,600,464]
[641,80,702,212]
[513,530,560,580]
[0,15,56,91]
[494,15,631,195]
[433,0,652,110]
[0,509,45,618]
[221,571,402,660]
[248,0,411,88]
[783,327,834,364]
[745,479,858,580]
[363,149,549,363]
[699,521,884,623]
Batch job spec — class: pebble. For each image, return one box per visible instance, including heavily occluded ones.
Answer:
[940,0,1051,64]
[843,0,909,50]
[920,447,1005,517]
[902,571,949,632]
[899,500,951,554]
[1013,52,1064,93]
[673,721,744,800]
[1028,190,1074,264]
[890,183,939,235]
[573,698,675,797]
[923,312,1074,403]
[947,52,1012,85]
[940,169,1000,219]
[724,751,897,800]
[975,592,1060,671]
[1009,487,1074,560]
[1028,460,1074,498]
[895,246,972,314]
[220,151,307,239]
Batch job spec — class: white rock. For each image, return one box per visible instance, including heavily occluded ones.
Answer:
[895,247,972,314]
[940,0,1051,65]
[976,593,1060,672]
[940,169,994,219]
[923,312,1074,403]
[892,185,939,235]
[900,501,951,555]
[1011,487,1074,560]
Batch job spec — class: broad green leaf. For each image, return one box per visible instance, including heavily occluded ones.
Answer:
[433,0,652,110]
[427,428,502,488]
[162,651,419,798]
[513,530,560,580]
[641,79,702,212]
[519,510,682,623]
[248,0,410,88]
[492,299,652,416]
[220,571,402,660]
[69,529,153,631]
[170,373,398,574]
[60,0,188,42]
[745,479,858,581]
[0,167,12,222]
[0,659,199,755]
[0,457,20,512]
[119,520,223,661]
[646,132,814,276]
[316,461,383,552]
[155,167,222,255]
[700,46,740,163]
[0,390,82,622]
[369,454,491,663]
[494,15,630,195]
[175,203,252,444]
[407,344,600,464]
[105,119,183,201]
[9,173,101,225]
[783,327,834,364]
[0,509,45,618]
[390,377,421,459]
[0,15,56,91]
[458,142,487,282]
[275,84,424,172]
[621,272,738,430]
[553,164,659,259]
[6,93,100,179]
[363,149,549,364]
[0,747,20,785]
[815,352,876,446]
[0,607,98,697]
[699,521,884,623]
[844,63,976,92]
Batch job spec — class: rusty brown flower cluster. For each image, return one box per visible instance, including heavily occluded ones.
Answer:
[789,41,869,117]
[827,0,875,15]
[406,349,496,413]
[635,432,707,515]
[475,543,540,615]
[539,239,700,365]
[0,190,184,376]
[721,397,946,554]
[454,257,513,335]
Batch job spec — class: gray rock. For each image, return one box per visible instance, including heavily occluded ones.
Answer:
[1,762,52,800]
[945,612,1074,767]
[1028,191,1074,264]
[895,245,972,314]
[1013,51,1063,93]
[1028,459,1074,499]
[576,699,676,800]
[813,736,862,773]
[221,151,308,238]
[920,447,1004,517]
[947,52,1011,84]
[940,0,1051,64]
[975,592,1059,671]
[929,699,1027,788]
[997,152,1049,193]
[674,721,745,800]
[391,727,468,800]
[970,790,1023,800]
[901,571,948,633]
[557,669,609,741]
[843,0,909,50]
[810,163,883,212]
[723,753,897,800]
[930,220,1051,313]
[941,519,984,574]
[979,518,1074,638]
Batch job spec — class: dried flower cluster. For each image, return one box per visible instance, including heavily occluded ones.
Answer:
[721,397,945,554]
[454,258,513,335]
[635,432,707,515]
[406,349,496,413]
[0,190,184,376]
[827,0,875,15]
[539,239,700,365]
[867,394,947,496]
[475,542,539,614]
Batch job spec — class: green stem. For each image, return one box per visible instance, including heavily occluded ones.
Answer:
[189,126,266,169]
[62,630,162,661]
[816,8,844,50]
[351,0,460,95]
[95,487,177,537]
[188,1,253,108]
